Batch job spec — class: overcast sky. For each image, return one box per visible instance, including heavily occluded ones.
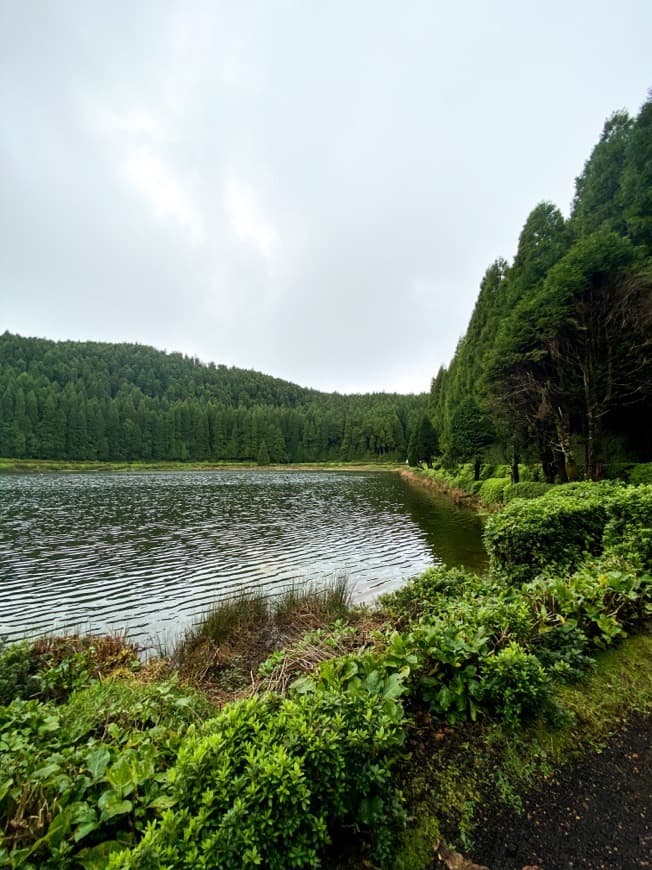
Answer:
[1,2,650,394]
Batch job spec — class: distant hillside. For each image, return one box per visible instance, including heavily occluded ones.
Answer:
[0,332,427,463]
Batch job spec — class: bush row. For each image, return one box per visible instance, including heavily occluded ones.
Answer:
[484,483,652,583]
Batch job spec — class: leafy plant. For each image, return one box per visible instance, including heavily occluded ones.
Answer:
[110,688,406,869]
[480,643,550,728]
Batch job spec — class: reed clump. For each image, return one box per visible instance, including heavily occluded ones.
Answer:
[173,575,354,698]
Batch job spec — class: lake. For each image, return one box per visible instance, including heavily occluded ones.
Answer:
[1,470,486,648]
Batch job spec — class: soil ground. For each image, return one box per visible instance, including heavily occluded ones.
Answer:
[468,714,651,869]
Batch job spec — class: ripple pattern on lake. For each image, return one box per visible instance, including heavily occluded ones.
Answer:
[1,470,486,647]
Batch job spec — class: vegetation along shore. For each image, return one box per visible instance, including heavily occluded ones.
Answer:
[1,478,651,867]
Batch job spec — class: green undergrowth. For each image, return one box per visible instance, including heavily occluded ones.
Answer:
[409,460,652,509]
[2,482,651,867]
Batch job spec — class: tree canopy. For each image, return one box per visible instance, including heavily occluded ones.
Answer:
[430,94,652,479]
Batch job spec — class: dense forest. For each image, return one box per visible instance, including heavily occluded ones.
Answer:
[0,333,426,463]
[428,94,652,481]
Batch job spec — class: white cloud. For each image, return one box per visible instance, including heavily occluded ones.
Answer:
[224,171,279,267]
[2,1,651,392]
[121,145,205,246]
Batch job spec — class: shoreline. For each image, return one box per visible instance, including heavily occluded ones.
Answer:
[0,457,404,475]
[398,466,490,511]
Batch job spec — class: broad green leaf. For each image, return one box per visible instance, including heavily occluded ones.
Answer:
[86,747,111,781]
[98,789,133,821]
[77,840,127,870]
[106,754,135,797]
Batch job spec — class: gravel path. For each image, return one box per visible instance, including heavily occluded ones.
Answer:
[469,714,651,869]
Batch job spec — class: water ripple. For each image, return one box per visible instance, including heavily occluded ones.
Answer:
[1,470,486,646]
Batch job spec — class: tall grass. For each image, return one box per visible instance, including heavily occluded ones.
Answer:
[173,575,353,694]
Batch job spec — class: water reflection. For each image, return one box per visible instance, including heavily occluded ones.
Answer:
[1,471,486,645]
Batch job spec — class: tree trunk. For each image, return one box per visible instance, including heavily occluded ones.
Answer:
[584,403,602,481]
[510,447,520,484]
[555,408,577,480]
[474,457,481,481]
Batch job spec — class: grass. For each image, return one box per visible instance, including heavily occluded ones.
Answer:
[172,576,355,698]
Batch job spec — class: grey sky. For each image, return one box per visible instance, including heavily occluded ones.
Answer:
[1,1,650,393]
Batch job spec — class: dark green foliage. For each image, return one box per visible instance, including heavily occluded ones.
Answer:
[0,333,425,464]
[0,655,210,868]
[484,483,613,583]
[602,486,652,571]
[571,110,634,236]
[256,439,270,465]
[406,415,439,466]
[378,524,651,726]
[531,623,594,682]
[629,463,652,485]
[621,93,652,249]
[429,96,652,479]
[0,635,139,706]
[525,560,652,650]
[479,643,550,729]
[484,483,651,585]
[446,398,494,479]
[0,642,41,706]
[502,482,552,502]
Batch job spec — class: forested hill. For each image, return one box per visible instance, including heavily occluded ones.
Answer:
[0,332,427,463]
[428,94,652,481]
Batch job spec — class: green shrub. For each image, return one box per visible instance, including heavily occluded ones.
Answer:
[602,461,636,481]
[484,482,622,585]
[0,676,208,869]
[519,465,545,482]
[525,559,652,649]
[480,643,550,728]
[0,634,140,707]
[0,641,40,705]
[478,478,510,505]
[629,463,652,485]
[502,481,552,502]
[378,566,479,622]
[110,689,406,869]
[532,624,595,681]
[603,485,652,571]
[479,464,510,481]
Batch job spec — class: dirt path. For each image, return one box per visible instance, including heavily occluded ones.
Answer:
[468,714,651,869]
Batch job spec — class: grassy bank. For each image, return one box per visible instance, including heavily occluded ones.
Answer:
[0,458,403,475]
[1,482,651,867]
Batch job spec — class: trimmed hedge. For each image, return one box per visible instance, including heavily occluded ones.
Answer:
[483,482,651,584]
[630,463,652,485]
[478,478,510,504]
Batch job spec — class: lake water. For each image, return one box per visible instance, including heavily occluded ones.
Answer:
[1,470,486,648]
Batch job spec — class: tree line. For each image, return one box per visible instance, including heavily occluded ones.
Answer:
[426,93,652,481]
[0,333,426,463]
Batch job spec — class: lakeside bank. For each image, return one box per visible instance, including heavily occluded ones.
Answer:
[1,465,650,866]
[0,457,404,475]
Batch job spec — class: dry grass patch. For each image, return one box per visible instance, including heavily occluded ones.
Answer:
[172,576,363,700]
